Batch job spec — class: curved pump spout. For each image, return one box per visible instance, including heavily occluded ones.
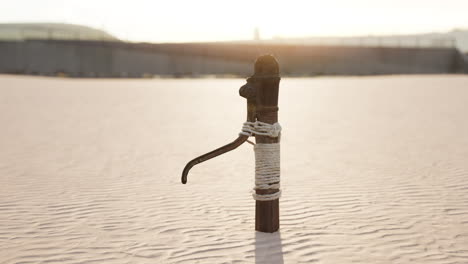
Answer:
[181,135,248,184]
[181,80,256,184]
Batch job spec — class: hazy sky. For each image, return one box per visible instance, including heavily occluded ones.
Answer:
[1,0,467,42]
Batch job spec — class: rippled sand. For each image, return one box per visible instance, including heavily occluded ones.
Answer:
[1,75,468,264]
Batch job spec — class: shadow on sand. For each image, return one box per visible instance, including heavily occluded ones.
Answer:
[255,231,284,264]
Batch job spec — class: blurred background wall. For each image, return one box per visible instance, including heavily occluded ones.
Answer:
[0,23,467,77]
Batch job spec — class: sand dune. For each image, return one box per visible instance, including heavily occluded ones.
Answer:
[1,75,468,263]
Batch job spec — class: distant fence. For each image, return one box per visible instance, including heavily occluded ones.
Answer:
[0,40,466,77]
[270,36,457,49]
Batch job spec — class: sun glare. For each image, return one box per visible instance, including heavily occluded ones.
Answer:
[1,0,468,42]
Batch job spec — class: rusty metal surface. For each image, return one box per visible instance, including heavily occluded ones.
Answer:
[252,55,281,233]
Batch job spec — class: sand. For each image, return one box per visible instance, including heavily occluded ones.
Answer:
[1,75,468,264]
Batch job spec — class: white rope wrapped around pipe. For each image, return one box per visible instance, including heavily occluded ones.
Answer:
[240,121,282,201]
[253,143,281,201]
[239,121,282,138]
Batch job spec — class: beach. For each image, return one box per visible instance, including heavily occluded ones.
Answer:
[1,75,468,263]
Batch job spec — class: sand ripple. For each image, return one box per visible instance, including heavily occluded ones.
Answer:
[1,75,468,263]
